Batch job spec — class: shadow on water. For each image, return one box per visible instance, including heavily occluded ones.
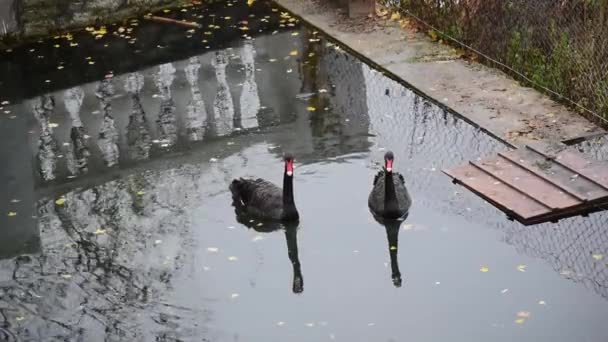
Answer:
[233,212,304,294]
[371,215,409,288]
[1,0,608,341]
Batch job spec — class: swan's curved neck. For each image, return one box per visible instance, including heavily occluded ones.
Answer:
[283,173,296,207]
[384,171,398,212]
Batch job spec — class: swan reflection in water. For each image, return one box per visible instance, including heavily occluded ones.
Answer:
[372,215,408,288]
[231,212,304,294]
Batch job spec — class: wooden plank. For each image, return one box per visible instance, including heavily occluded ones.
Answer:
[553,150,608,190]
[499,149,608,202]
[444,164,550,220]
[471,156,581,210]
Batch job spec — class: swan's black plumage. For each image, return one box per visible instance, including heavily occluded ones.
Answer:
[229,155,299,221]
[368,151,412,219]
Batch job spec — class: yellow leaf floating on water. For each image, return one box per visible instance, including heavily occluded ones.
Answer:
[290,50,298,56]
[389,246,397,251]
[517,264,527,272]
[8,212,17,217]
[479,266,489,273]
[403,224,413,231]
[16,316,25,321]
[94,228,107,235]
[136,191,145,196]
[231,293,239,299]
[207,247,219,253]
[538,300,546,305]
[515,318,525,324]
[61,274,72,279]
[55,197,66,206]
[228,256,238,261]
[247,0,255,6]
[516,311,530,318]
[592,253,604,261]
[306,106,316,111]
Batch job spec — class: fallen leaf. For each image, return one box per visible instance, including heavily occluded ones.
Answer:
[516,311,530,318]
[94,228,107,235]
[592,253,604,261]
[136,191,145,196]
[538,300,546,305]
[247,0,254,5]
[61,274,72,279]
[277,321,285,326]
[289,50,298,56]
[8,212,17,217]
[228,256,238,261]
[403,224,413,231]
[15,316,25,321]
[55,197,66,206]
[154,240,162,245]
[49,123,59,128]
[480,266,489,273]
[501,288,509,294]
[389,246,397,250]
[515,318,525,324]
[306,106,316,111]
[517,264,527,272]
[207,247,219,253]
[231,293,239,299]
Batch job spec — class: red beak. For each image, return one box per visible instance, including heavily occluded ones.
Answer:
[385,159,393,172]
[286,159,294,176]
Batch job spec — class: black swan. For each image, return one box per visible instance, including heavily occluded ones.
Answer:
[368,151,412,219]
[230,154,299,222]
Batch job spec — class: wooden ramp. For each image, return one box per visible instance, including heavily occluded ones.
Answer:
[443,144,608,225]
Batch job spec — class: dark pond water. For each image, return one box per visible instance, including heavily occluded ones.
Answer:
[1,1,608,341]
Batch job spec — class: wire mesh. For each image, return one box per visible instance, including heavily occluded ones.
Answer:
[381,0,608,125]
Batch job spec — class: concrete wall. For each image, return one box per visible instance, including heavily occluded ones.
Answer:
[1,0,186,39]
[0,0,19,36]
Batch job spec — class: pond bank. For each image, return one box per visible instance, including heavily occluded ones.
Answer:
[274,0,606,148]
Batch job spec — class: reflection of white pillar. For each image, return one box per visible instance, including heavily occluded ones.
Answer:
[212,50,235,137]
[124,72,151,161]
[96,79,120,167]
[184,56,207,141]
[239,40,260,130]
[31,95,58,181]
[155,63,178,146]
[63,86,89,176]
[64,87,84,128]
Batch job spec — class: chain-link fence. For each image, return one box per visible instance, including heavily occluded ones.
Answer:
[381,0,608,125]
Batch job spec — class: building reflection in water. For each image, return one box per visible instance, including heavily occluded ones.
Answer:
[155,63,178,147]
[184,56,207,142]
[32,95,58,182]
[63,86,90,177]
[124,72,152,161]
[238,40,260,130]
[96,77,120,167]
[211,50,235,137]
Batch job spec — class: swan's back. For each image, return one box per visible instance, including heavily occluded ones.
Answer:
[230,178,283,220]
[368,170,412,217]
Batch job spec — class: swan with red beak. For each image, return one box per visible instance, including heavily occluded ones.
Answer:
[368,151,412,219]
[230,153,299,222]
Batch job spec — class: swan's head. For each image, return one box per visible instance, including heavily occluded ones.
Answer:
[384,151,394,173]
[284,153,295,177]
